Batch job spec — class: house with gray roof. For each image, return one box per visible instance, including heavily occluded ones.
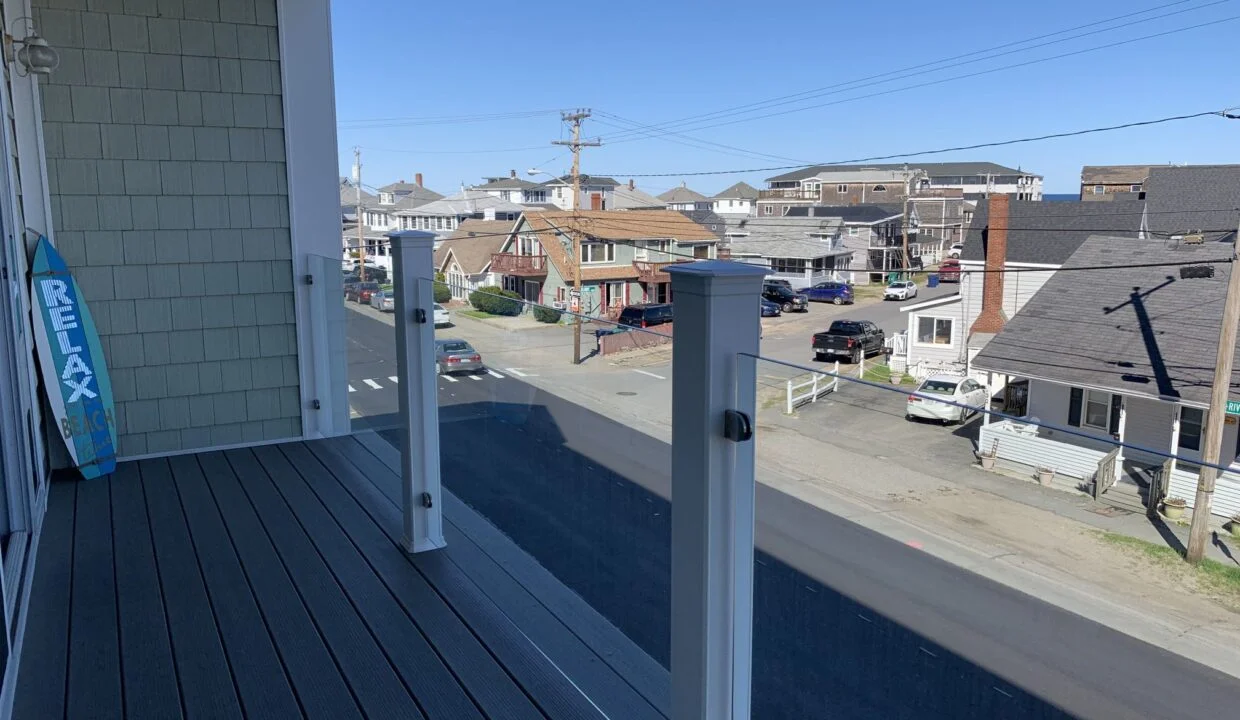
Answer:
[894,198,1144,380]
[970,235,1240,521]
[786,204,905,280]
[764,161,1042,203]
[340,178,377,223]
[540,174,620,210]
[611,181,667,210]
[474,171,552,205]
[711,182,759,216]
[722,216,853,289]
[658,183,711,212]
[1142,164,1240,243]
[392,189,526,239]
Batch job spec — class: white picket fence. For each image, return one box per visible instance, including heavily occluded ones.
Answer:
[786,362,840,415]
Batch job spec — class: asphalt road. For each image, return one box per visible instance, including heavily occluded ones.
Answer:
[346,309,1240,719]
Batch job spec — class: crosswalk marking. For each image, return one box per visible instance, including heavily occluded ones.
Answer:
[363,378,382,390]
[388,376,399,383]
[441,375,458,383]
[348,384,356,393]
[352,369,507,391]
[468,374,483,381]
[487,369,504,379]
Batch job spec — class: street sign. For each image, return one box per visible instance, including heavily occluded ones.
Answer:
[1227,400,1240,416]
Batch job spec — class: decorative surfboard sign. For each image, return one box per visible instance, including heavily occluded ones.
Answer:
[30,236,117,479]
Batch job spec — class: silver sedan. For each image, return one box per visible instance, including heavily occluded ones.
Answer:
[370,290,395,312]
[435,339,484,375]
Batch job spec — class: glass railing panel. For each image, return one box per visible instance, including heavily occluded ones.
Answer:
[746,346,1240,718]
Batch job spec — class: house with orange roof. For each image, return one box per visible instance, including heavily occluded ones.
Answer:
[491,210,720,315]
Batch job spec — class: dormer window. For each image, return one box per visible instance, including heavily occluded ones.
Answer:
[872,185,887,192]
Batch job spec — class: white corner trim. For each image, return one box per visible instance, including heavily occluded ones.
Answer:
[900,293,961,313]
[277,0,349,439]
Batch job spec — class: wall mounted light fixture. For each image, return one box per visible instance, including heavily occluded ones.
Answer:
[5,17,59,77]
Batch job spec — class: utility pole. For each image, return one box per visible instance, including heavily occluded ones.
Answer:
[551,109,601,364]
[900,171,912,276]
[1186,232,1240,563]
[354,147,366,282]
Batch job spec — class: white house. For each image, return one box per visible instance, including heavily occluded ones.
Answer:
[711,181,759,216]
[541,175,620,210]
[392,189,527,239]
[473,171,552,206]
[658,183,711,212]
[762,162,1042,206]
[723,216,853,288]
[971,235,1240,522]
[896,197,1144,379]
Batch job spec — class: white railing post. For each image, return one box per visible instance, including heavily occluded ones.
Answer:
[388,230,446,553]
[785,379,793,416]
[668,261,767,720]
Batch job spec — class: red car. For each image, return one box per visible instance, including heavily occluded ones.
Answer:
[938,259,961,283]
[346,281,380,302]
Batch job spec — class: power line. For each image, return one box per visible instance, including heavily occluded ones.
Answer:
[599,108,1239,177]
[356,144,553,155]
[602,14,1240,145]
[599,0,1231,143]
[337,109,559,128]
[592,111,815,165]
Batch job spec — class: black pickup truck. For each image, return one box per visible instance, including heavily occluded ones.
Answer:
[813,320,885,363]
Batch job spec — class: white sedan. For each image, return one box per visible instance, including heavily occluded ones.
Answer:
[947,243,964,258]
[883,280,918,301]
[906,375,988,424]
[433,303,451,327]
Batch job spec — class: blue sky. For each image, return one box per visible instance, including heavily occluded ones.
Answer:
[330,0,1240,196]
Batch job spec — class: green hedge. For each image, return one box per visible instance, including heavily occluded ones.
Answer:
[469,285,522,316]
[433,272,451,303]
[532,305,562,324]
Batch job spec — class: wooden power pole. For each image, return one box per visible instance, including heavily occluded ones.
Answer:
[354,147,366,282]
[1187,234,1240,563]
[552,109,601,365]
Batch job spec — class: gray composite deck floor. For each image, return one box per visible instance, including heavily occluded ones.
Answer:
[13,432,668,720]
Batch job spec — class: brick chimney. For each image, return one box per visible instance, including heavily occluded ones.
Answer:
[970,194,1009,334]
[629,179,635,190]
[415,173,423,187]
[510,169,517,178]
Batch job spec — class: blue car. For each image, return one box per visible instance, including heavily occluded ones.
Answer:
[760,298,782,317]
[802,281,853,305]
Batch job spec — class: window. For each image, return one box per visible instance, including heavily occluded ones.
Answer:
[580,242,615,263]
[1083,390,1110,429]
[763,205,773,215]
[770,258,807,274]
[837,184,848,193]
[915,316,953,345]
[848,227,859,236]
[1179,407,1204,451]
[872,184,887,192]
[1130,184,1142,193]
[1092,185,1104,195]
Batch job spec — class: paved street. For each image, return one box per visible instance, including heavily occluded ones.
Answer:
[344,300,1240,719]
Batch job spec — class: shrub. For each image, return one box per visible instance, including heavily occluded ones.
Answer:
[533,304,562,324]
[433,271,451,303]
[469,285,522,316]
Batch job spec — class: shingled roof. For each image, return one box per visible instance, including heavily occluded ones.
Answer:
[1144,164,1240,243]
[959,199,1143,264]
[658,185,708,203]
[972,236,1239,407]
[434,219,517,274]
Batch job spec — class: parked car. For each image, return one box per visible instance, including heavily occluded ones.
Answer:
[618,303,674,329]
[938,259,961,283]
[345,263,387,284]
[433,303,450,326]
[812,320,885,364]
[802,281,853,305]
[760,298,782,317]
[356,282,381,304]
[369,290,395,312]
[343,280,360,299]
[762,284,809,313]
[764,278,793,290]
[947,243,964,258]
[883,280,918,301]
[906,375,988,424]
[434,339,484,375]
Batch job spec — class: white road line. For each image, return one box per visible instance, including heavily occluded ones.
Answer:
[487,370,504,379]
[363,378,382,390]
[468,374,483,381]
[505,367,538,377]
[441,375,458,383]
[632,369,666,380]
[348,384,356,393]
[388,376,399,383]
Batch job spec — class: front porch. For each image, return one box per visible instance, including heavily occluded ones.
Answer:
[15,434,667,720]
